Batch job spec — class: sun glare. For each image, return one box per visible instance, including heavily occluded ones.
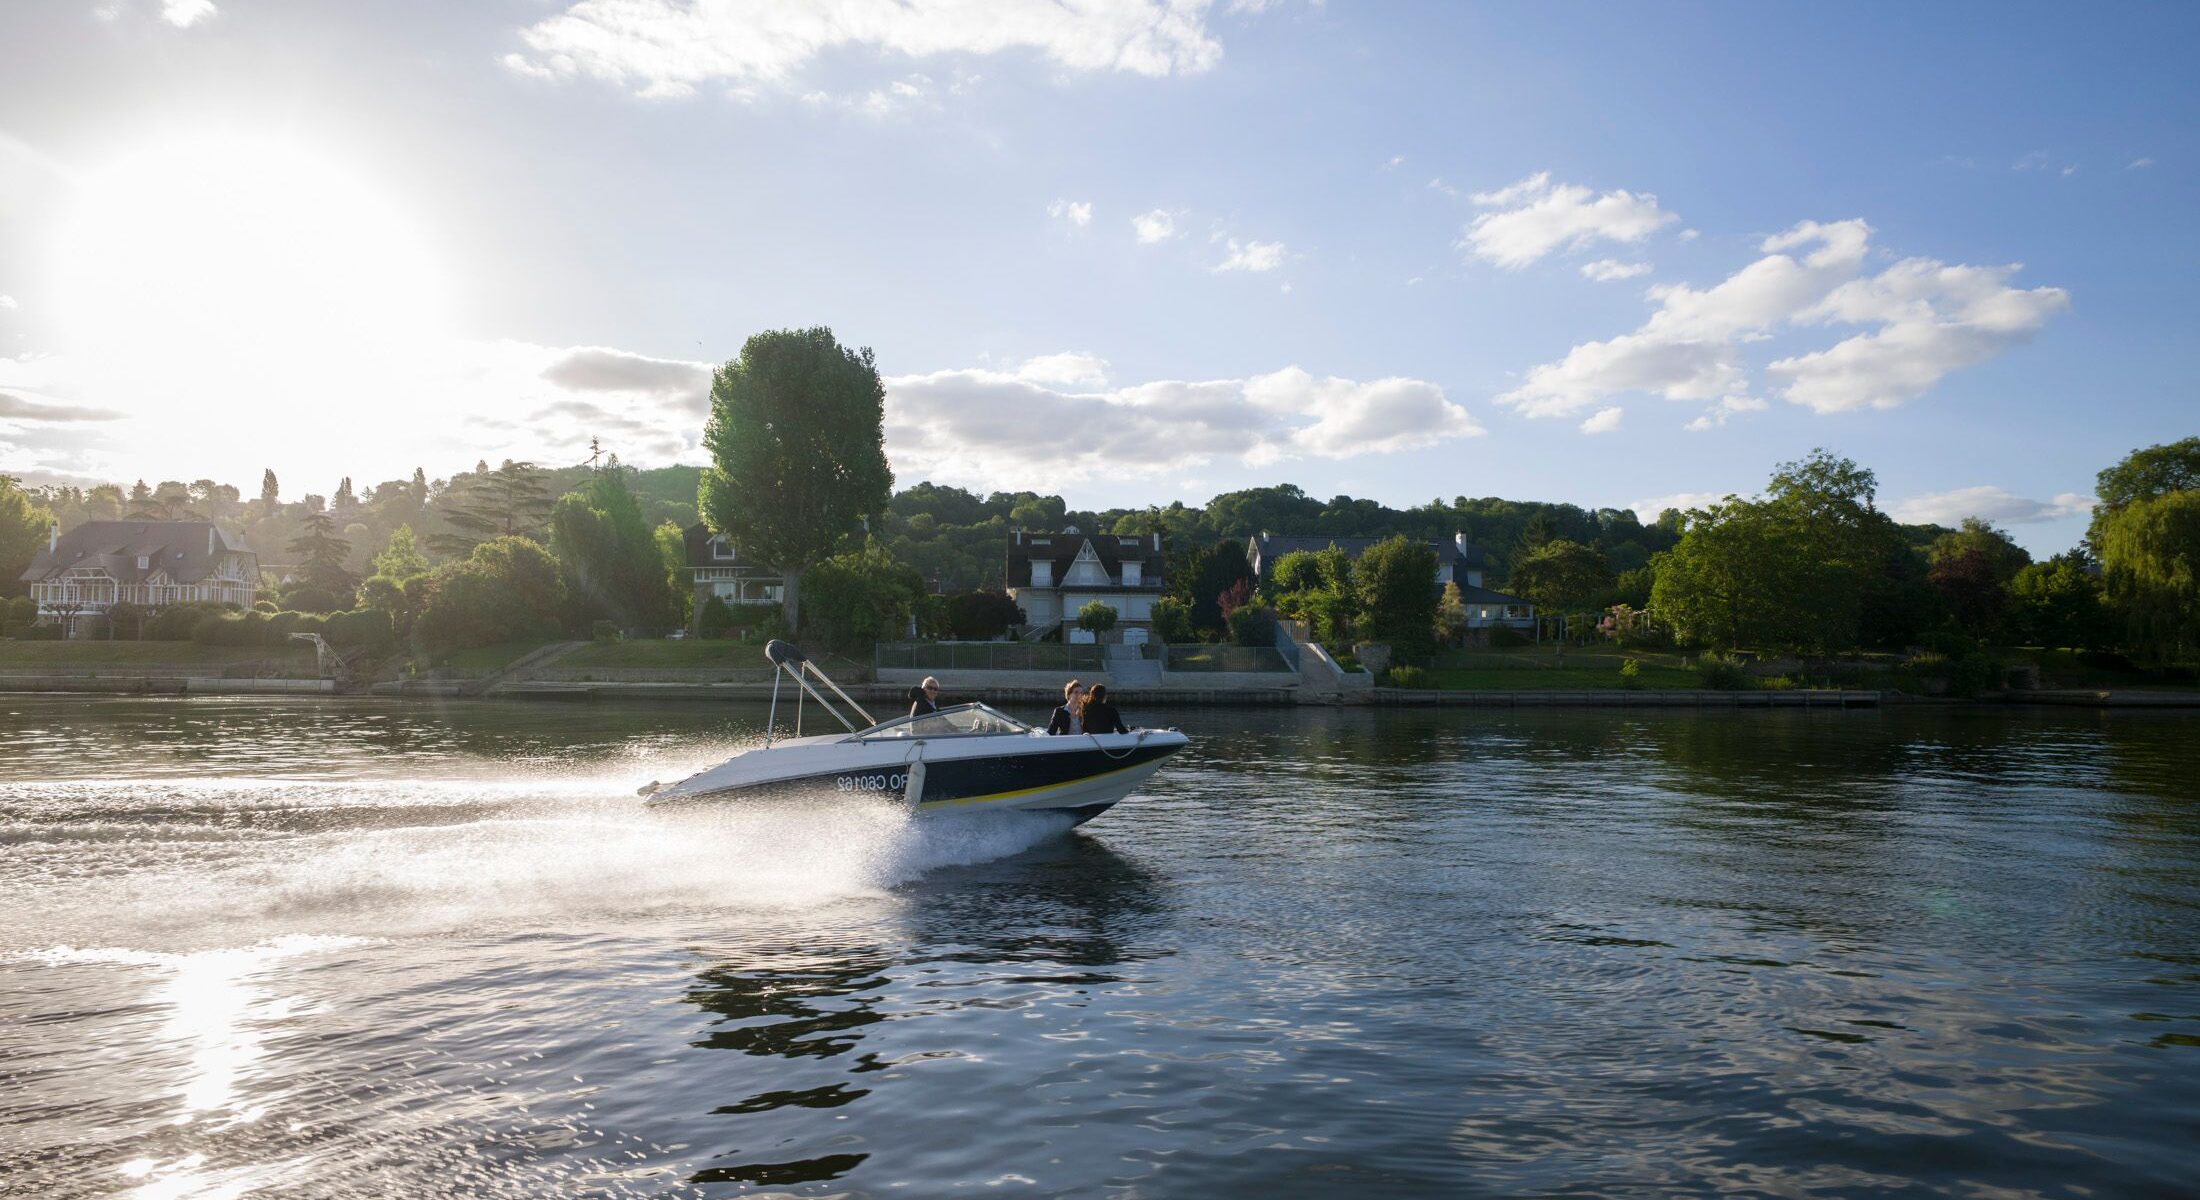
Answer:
[52,133,452,441]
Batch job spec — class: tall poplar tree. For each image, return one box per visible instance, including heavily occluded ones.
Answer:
[698,327,893,632]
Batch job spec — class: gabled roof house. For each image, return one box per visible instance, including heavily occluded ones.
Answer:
[1007,529,1168,642]
[20,520,260,634]
[1246,531,1535,631]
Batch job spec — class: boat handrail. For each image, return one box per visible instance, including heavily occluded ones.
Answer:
[763,640,876,744]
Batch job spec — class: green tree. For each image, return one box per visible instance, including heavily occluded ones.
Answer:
[431,460,553,557]
[1507,539,1613,639]
[654,521,692,628]
[2008,553,2109,650]
[550,465,678,634]
[799,540,925,649]
[2091,439,2200,661]
[1078,600,1118,637]
[1929,517,2031,584]
[1355,534,1439,652]
[259,469,280,517]
[356,524,433,630]
[2098,489,2200,661]
[1436,581,1469,645]
[946,590,1021,640]
[1651,498,1832,652]
[0,476,56,599]
[286,508,353,608]
[699,327,894,633]
[412,536,567,653]
[372,525,430,579]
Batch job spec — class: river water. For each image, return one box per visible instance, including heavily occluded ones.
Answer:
[2,696,2196,1198]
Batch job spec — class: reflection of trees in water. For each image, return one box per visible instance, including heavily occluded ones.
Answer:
[903,835,1172,971]
[675,836,1173,1190]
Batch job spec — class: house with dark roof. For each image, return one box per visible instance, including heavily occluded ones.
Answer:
[1246,531,1535,633]
[1007,529,1168,643]
[20,520,260,636]
[682,523,785,628]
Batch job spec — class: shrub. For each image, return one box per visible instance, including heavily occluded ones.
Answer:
[1619,658,1643,689]
[1696,652,1748,690]
[1227,603,1277,648]
[944,590,1020,641]
[145,603,225,641]
[252,600,279,613]
[194,611,270,646]
[1149,596,1194,644]
[281,585,345,614]
[324,609,395,651]
[6,620,62,640]
[1489,626,1531,649]
[697,595,735,639]
[592,619,621,642]
[1384,664,1430,688]
[4,596,35,625]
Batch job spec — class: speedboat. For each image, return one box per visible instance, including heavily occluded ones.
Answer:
[642,641,1188,826]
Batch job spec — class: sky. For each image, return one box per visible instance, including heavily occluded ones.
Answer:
[0,0,2194,554]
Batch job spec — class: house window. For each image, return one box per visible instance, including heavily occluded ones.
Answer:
[1031,561,1053,587]
[137,556,150,569]
[712,539,736,561]
[1121,561,1142,587]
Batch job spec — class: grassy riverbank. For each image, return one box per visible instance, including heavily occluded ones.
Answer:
[0,641,317,670]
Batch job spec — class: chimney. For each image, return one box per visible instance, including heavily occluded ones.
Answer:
[49,522,58,554]
[209,526,217,555]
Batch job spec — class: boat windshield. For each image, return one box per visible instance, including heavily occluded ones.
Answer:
[854,702,1034,740]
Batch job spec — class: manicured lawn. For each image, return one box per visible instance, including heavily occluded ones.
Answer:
[429,641,558,671]
[1421,664,1704,690]
[562,640,769,668]
[0,641,316,668]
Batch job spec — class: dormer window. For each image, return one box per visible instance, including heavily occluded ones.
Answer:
[1121,561,1142,586]
[712,539,736,561]
[137,556,150,569]
[1031,560,1053,587]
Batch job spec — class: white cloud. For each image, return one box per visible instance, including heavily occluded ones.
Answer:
[1578,406,1623,434]
[1130,208,1176,243]
[1383,155,1405,169]
[1580,259,1650,282]
[507,0,1229,98]
[0,294,17,310]
[1013,351,1108,388]
[803,73,940,117]
[1769,258,2070,412]
[1629,492,1733,524]
[2129,157,2155,169]
[884,361,1481,484]
[1461,172,1677,269]
[1428,178,1460,199]
[1500,218,2067,425]
[161,0,216,27]
[1890,486,2094,527]
[1683,395,1767,432]
[1048,198,1093,228]
[1213,237,1287,273]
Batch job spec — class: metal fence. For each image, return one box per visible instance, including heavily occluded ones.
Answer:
[875,642,1105,672]
[1163,644,1294,673]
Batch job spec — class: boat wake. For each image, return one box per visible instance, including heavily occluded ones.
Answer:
[1,775,1079,955]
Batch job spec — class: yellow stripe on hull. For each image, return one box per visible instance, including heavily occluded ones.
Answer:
[914,760,1151,810]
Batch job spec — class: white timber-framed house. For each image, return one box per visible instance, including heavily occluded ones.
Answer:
[19,521,261,636]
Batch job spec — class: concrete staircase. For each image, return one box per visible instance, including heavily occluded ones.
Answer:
[465,640,587,696]
[1105,642,1163,686]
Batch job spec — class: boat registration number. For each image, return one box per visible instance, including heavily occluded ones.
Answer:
[835,773,907,794]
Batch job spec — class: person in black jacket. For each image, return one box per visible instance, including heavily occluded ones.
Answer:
[1045,679,1085,735]
[909,676,941,717]
[1082,683,1129,736]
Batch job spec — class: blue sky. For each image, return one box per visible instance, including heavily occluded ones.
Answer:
[0,1,2193,553]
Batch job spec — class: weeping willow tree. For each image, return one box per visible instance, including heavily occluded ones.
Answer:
[2098,490,2200,662]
